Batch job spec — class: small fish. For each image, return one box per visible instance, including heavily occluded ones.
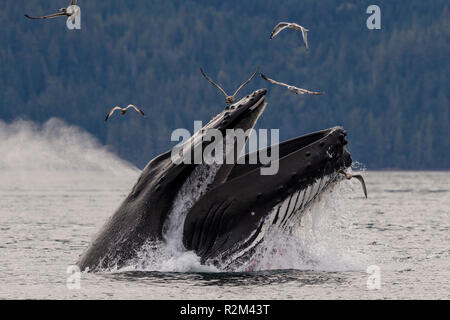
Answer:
[339,170,368,198]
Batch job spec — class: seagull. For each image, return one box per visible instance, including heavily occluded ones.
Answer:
[270,22,309,50]
[200,68,258,104]
[260,73,324,95]
[339,170,368,198]
[104,105,145,122]
[25,0,79,20]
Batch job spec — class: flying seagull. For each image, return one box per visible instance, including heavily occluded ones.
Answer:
[339,170,368,198]
[270,22,309,50]
[260,73,324,95]
[25,0,79,20]
[104,105,145,122]
[200,68,258,104]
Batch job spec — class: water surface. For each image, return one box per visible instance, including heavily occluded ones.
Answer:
[0,120,448,299]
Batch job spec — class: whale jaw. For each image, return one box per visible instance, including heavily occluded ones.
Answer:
[77,89,269,271]
[182,126,352,267]
[77,88,354,272]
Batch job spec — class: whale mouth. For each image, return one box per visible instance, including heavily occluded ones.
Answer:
[249,94,266,111]
[218,88,268,130]
[182,125,353,266]
[77,87,355,273]
[169,89,268,169]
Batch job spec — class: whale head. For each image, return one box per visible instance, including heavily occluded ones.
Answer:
[77,89,269,271]
[182,125,352,268]
[77,88,353,271]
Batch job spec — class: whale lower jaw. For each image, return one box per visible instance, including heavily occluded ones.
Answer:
[206,173,342,270]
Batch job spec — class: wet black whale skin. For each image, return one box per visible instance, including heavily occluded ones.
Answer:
[77,88,352,271]
[183,126,352,264]
[77,89,269,271]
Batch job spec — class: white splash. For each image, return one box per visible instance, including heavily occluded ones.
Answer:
[163,163,221,252]
[232,178,368,272]
[115,240,219,273]
[117,173,368,273]
[116,163,221,273]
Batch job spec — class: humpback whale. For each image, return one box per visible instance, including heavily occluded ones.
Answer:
[77,88,354,271]
[183,126,352,267]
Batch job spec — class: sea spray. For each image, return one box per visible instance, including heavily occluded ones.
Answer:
[163,163,221,252]
[118,174,367,273]
[0,118,138,177]
[0,118,368,273]
[118,163,221,273]
[231,178,368,272]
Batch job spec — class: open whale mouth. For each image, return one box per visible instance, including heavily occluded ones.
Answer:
[77,88,355,272]
[182,126,352,267]
[171,89,267,165]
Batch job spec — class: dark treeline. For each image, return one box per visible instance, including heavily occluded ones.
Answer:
[0,0,448,169]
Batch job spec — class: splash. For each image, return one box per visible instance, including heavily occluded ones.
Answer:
[113,171,367,273]
[113,164,222,273]
[233,177,368,272]
[1,118,367,273]
[115,241,219,273]
[163,163,221,252]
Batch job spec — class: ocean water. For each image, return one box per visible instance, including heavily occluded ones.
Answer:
[0,119,448,299]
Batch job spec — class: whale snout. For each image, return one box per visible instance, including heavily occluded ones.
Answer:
[224,89,267,112]
[252,88,267,97]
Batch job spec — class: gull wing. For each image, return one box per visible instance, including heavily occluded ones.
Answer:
[105,106,122,122]
[270,22,291,39]
[260,73,290,88]
[127,104,146,117]
[24,12,67,20]
[70,0,78,5]
[292,87,325,95]
[301,27,309,49]
[261,74,324,95]
[232,68,258,97]
[200,68,229,98]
